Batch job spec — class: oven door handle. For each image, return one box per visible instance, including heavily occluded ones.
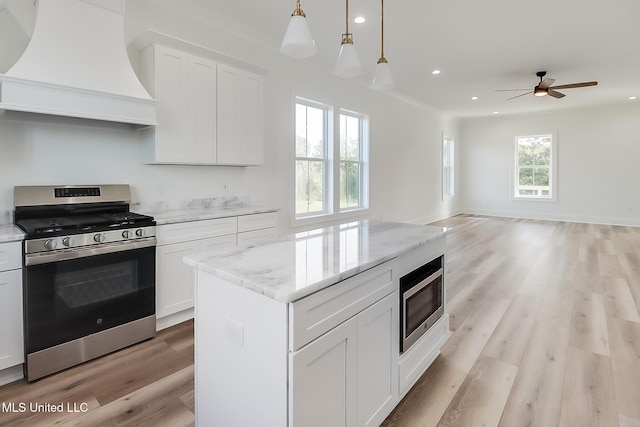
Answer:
[24,237,157,266]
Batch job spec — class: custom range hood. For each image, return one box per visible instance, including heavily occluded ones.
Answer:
[0,0,156,126]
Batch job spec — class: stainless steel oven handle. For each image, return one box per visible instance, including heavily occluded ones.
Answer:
[25,237,157,266]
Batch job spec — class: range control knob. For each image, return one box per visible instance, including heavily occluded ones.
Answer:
[62,237,75,247]
[43,239,58,250]
[94,233,106,243]
[135,229,145,238]
[122,230,133,239]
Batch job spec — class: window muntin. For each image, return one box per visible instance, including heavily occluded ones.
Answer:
[443,136,455,199]
[514,134,554,199]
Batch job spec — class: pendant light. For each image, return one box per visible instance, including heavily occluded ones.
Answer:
[280,0,316,58]
[370,0,394,90]
[333,0,362,78]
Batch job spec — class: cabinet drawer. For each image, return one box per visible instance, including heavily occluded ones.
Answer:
[237,228,277,246]
[157,217,238,245]
[289,260,396,351]
[0,241,22,272]
[237,212,277,233]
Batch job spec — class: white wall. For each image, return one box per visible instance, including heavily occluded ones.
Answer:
[460,102,640,226]
[0,2,461,232]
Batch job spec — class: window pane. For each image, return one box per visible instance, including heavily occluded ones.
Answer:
[533,168,549,186]
[340,161,360,209]
[519,168,533,185]
[340,114,360,162]
[296,104,325,159]
[296,160,325,215]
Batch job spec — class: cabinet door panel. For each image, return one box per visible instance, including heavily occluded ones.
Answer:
[0,269,24,369]
[357,292,398,427]
[154,45,187,163]
[188,55,217,162]
[290,317,357,427]
[156,241,199,317]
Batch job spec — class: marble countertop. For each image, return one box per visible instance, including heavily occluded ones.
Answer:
[0,224,24,242]
[137,202,278,226]
[184,219,447,303]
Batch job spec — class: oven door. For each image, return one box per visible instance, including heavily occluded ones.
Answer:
[23,239,156,355]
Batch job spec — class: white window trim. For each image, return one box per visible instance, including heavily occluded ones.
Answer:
[511,132,558,202]
[292,95,369,229]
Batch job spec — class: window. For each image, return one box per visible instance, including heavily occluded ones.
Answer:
[514,134,555,200]
[339,111,366,210]
[295,98,368,220]
[442,136,454,199]
[295,100,329,216]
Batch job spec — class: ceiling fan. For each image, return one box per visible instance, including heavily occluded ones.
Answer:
[497,71,598,100]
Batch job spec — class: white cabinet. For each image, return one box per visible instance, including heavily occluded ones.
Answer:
[237,211,278,245]
[156,218,238,330]
[290,292,398,427]
[156,212,277,330]
[0,241,24,383]
[357,292,398,427]
[289,316,358,427]
[217,64,264,165]
[139,42,264,166]
[140,44,217,164]
[156,235,236,320]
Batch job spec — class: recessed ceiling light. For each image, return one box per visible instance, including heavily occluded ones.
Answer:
[471,96,478,100]
[493,111,500,114]
[629,96,637,100]
[354,16,365,24]
[432,70,441,75]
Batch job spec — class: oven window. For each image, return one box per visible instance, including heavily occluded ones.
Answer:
[406,276,442,336]
[55,261,137,308]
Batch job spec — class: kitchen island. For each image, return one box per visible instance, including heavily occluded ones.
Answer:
[184,219,450,427]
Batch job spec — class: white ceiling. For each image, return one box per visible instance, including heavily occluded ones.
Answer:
[151,0,640,118]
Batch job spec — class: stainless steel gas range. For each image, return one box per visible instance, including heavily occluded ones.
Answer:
[13,185,157,381]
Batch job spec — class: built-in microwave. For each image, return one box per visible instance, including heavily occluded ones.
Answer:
[399,255,444,353]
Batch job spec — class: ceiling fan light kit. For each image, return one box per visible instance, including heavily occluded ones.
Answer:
[499,71,598,101]
[280,0,317,58]
[333,0,363,78]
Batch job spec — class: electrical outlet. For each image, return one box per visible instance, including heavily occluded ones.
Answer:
[225,317,244,347]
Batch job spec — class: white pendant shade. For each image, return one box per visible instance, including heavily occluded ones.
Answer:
[333,42,362,78]
[370,61,394,90]
[280,15,316,58]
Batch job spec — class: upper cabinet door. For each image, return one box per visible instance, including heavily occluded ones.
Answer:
[217,63,264,166]
[187,55,217,163]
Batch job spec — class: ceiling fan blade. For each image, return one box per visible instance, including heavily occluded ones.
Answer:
[549,81,598,90]
[495,89,530,92]
[506,91,533,101]
[548,89,565,98]
[539,78,555,89]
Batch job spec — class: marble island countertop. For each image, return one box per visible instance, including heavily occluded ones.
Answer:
[184,219,447,303]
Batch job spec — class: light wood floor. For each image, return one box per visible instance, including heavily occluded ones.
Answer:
[1,215,639,427]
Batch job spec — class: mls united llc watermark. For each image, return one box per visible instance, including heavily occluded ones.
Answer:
[2,401,89,413]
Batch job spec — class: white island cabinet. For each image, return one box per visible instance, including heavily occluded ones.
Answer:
[185,220,450,427]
